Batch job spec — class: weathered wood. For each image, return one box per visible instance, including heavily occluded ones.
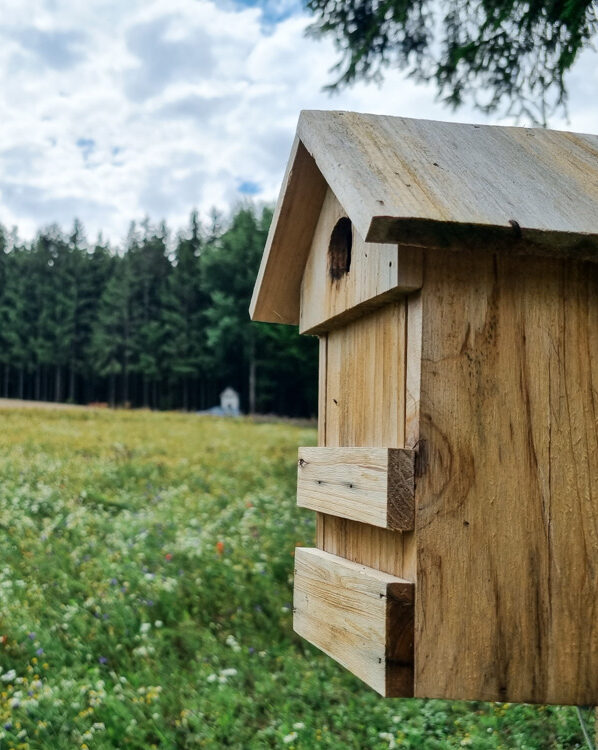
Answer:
[251,112,598,326]
[293,546,414,697]
[250,138,327,324]
[317,336,327,447]
[298,111,598,253]
[299,188,422,334]
[253,111,598,705]
[325,302,406,448]
[405,291,422,450]
[414,249,598,705]
[298,446,415,530]
[317,301,416,582]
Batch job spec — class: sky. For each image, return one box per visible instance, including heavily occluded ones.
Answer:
[1,0,597,243]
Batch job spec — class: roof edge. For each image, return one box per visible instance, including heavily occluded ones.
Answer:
[250,134,327,325]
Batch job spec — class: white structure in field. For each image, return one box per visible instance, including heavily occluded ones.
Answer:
[220,387,240,416]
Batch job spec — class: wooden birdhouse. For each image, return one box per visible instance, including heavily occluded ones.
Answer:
[250,110,598,705]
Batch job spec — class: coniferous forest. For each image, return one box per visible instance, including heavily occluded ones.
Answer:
[0,206,318,416]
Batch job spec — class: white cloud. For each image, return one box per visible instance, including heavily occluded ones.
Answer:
[0,0,596,242]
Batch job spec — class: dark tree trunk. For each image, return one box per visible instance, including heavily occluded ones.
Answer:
[143,376,149,408]
[68,362,76,403]
[34,367,41,401]
[182,378,189,411]
[109,374,115,407]
[248,333,256,415]
[54,365,61,402]
[18,368,24,400]
[3,363,9,398]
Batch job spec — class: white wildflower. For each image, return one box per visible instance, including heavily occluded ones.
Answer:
[283,732,298,744]
[1,669,16,682]
[225,634,241,653]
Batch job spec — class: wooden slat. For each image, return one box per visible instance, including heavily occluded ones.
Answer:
[320,301,414,581]
[405,291,422,450]
[325,302,406,448]
[293,547,414,697]
[297,446,415,530]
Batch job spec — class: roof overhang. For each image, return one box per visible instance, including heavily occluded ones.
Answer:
[250,110,598,326]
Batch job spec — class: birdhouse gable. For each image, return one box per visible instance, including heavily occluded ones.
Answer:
[298,186,423,334]
[250,110,598,327]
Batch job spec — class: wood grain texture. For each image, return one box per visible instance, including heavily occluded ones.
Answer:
[317,302,416,582]
[252,111,598,326]
[298,111,598,254]
[250,138,327,324]
[387,448,416,530]
[297,447,415,530]
[325,302,406,448]
[293,547,414,697]
[405,291,423,450]
[415,249,598,704]
[299,188,422,334]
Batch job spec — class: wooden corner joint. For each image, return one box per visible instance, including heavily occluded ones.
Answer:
[387,448,415,530]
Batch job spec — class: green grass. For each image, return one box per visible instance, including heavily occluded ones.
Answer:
[0,408,590,749]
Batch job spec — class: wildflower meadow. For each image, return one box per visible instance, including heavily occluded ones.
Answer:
[0,407,590,748]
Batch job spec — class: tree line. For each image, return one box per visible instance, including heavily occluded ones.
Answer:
[0,207,318,416]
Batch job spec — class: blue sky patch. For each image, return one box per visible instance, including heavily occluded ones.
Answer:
[232,0,302,24]
[76,138,95,160]
[14,27,86,70]
[238,180,262,196]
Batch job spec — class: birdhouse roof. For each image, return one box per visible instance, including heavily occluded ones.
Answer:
[250,110,598,325]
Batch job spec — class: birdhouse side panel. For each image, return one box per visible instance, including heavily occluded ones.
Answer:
[414,248,598,705]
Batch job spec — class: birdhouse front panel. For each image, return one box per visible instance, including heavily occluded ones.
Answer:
[250,110,598,706]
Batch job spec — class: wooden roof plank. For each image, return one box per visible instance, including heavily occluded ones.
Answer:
[251,111,598,325]
[249,137,327,324]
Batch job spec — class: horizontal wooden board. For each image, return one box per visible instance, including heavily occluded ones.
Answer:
[297,447,415,530]
[293,547,414,697]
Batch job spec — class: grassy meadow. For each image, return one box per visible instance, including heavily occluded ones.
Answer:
[0,407,590,749]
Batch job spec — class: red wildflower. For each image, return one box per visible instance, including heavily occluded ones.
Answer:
[164,553,173,561]
[216,541,225,555]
